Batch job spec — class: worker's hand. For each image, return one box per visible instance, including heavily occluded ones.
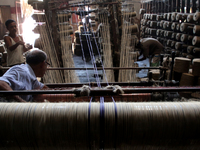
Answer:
[13,95,27,102]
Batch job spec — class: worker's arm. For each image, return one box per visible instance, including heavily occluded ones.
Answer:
[0,80,26,102]
[19,35,32,52]
[4,36,25,51]
[137,55,146,61]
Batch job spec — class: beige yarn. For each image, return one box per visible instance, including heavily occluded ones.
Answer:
[192,59,200,76]
[173,57,191,73]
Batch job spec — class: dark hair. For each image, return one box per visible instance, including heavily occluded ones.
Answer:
[135,41,141,48]
[5,19,15,28]
[26,49,47,65]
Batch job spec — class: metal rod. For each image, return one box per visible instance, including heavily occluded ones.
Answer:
[0,86,200,96]
[0,67,168,71]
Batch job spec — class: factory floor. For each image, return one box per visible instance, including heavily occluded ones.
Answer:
[73,55,102,83]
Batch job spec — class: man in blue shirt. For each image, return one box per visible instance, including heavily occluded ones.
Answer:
[0,48,49,102]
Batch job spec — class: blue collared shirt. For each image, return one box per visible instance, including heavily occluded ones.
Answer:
[0,64,44,101]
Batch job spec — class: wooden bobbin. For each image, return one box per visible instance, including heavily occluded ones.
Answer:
[176,33,182,41]
[171,12,177,21]
[187,14,194,23]
[193,47,200,53]
[192,58,200,76]
[156,15,163,21]
[150,21,157,28]
[179,73,194,86]
[174,57,191,73]
[192,36,200,46]
[180,23,194,32]
[193,25,200,35]
[193,12,200,21]
[181,34,188,42]
[187,46,195,54]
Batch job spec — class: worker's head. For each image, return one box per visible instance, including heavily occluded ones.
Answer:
[26,48,49,77]
[5,19,17,34]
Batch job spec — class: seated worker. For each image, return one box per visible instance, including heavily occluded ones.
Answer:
[0,48,49,102]
[4,19,32,67]
[136,38,164,66]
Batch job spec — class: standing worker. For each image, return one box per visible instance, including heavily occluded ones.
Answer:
[4,19,32,67]
[136,38,164,66]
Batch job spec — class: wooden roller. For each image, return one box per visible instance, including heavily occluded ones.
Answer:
[176,33,182,41]
[192,36,200,46]
[192,59,200,76]
[187,14,195,23]
[193,47,200,53]
[187,46,195,54]
[180,73,194,86]
[174,57,191,73]
[193,25,200,35]
[1,102,200,149]
[156,15,163,21]
[193,12,200,21]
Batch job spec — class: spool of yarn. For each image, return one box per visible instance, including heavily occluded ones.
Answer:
[163,13,168,20]
[149,29,157,36]
[171,41,176,48]
[181,34,188,42]
[156,15,163,21]
[141,26,146,32]
[171,22,178,30]
[139,8,146,15]
[193,47,200,53]
[165,31,173,38]
[150,14,157,20]
[176,24,180,31]
[162,21,168,29]
[179,73,194,86]
[187,14,194,23]
[166,22,172,29]
[167,40,172,46]
[167,13,172,21]
[173,57,191,73]
[176,33,182,41]
[192,36,200,46]
[175,42,182,50]
[147,20,151,26]
[188,35,194,44]
[160,20,164,28]
[193,12,200,21]
[180,23,194,32]
[157,22,160,28]
[142,19,147,26]
[171,12,177,21]
[176,13,187,21]
[193,25,200,35]
[187,46,195,54]
[150,21,157,28]
[171,33,176,39]
[192,59,200,76]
